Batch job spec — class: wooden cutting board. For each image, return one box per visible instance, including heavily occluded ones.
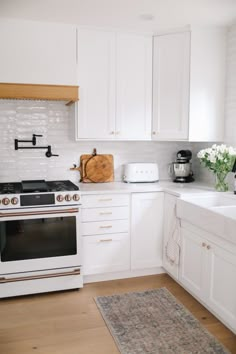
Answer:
[81,154,114,183]
[70,150,114,183]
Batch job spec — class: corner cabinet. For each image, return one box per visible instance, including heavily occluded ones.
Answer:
[75,29,152,140]
[162,193,179,280]
[179,222,236,332]
[152,28,226,141]
[0,19,77,85]
[131,192,164,270]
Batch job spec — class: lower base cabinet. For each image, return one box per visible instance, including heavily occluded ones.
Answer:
[131,192,164,270]
[179,222,236,332]
[83,233,130,275]
[162,193,179,280]
[81,193,130,276]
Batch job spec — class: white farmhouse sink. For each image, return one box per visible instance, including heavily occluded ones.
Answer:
[177,193,236,245]
[212,205,236,219]
[181,194,236,208]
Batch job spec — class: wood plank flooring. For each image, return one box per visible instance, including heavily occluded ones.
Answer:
[0,274,235,354]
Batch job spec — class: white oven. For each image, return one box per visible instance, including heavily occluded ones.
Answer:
[0,206,81,275]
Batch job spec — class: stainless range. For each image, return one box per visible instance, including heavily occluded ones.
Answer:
[0,180,82,298]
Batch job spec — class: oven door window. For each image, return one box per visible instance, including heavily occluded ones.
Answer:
[0,216,77,262]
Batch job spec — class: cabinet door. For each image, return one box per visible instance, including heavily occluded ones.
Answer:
[116,34,152,140]
[206,244,236,331]
[131,192,164,270]
[152,32,190,140]
[83,233,130,275]
[0,19,77,85]
[189,29,225,142]
[163,193,179,280]
[76,29,116,139]
[179,227,207,301]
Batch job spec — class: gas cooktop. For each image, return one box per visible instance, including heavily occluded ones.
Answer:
[0,180,80,209]
[0,180,79,194]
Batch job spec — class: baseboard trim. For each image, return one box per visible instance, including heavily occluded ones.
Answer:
[84,267,165,283]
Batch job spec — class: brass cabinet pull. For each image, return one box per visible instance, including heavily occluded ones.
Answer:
[0,269,80,283]
[99,211,112,215]
[98,239,113,242]
[99,225,112,229]
[98,198,112,202]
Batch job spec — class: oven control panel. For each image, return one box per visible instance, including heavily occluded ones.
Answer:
[0,192,81,209]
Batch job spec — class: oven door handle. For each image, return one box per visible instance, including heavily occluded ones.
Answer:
[0,269,81,283]
[0,208,79,218]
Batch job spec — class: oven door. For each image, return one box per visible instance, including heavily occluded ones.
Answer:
[0,206,81,275]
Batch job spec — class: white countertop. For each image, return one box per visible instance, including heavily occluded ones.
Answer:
[78,180,218,197]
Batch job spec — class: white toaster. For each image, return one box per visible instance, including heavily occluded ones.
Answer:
[123,163,159,183]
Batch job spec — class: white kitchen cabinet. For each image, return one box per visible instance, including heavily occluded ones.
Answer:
[83,233,130,275]
[152,28,226,141]
[206,243,236,332]
[179,227,207,301]
[76,29,152,140]
[131,192,164,270]
[179,222,236,332]
[81,193,130,276]
[76,29,116,139]
[162,193,179,280]
[152,32,190,140]
[115,33,152,140]
[0,19,77,85]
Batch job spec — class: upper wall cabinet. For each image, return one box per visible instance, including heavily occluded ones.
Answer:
[75,29,152,140]
[153,32,190,140]
[0,19,77,85]
[76,29,116,139]
[152,28,226,142]
[115,33,152,140]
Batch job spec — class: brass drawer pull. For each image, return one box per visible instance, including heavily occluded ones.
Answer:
[99,225,112,229]
[98,198,112,202]
[99,212,112,215]
[98,239,113,242]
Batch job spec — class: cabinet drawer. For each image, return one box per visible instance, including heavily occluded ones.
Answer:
[82,194,129,208]
[81,206,129,222]
[82,219,129,236]
[83,233,130,275]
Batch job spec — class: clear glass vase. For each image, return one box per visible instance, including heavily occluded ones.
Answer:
[215,171,228,192]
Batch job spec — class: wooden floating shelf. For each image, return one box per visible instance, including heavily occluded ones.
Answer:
[0,83,79,105]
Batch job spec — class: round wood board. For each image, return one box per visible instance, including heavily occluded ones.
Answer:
[84,155,114,182]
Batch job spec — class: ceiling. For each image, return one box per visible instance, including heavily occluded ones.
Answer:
[0,0,236,32]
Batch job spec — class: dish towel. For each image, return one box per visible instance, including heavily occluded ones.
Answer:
[165,205,181,265]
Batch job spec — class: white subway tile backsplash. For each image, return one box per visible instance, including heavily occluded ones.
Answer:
[0,99,193,183]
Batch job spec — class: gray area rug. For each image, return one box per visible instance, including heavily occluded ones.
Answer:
[95,288,230,354]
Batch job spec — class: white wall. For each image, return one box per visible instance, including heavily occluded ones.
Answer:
[225,24,236,146]
[0,99,191,183]
[191,24,236,189]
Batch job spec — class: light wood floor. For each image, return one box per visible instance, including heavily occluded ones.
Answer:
[0,274,235,354]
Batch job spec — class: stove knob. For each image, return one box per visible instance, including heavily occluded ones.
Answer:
[65,194,72,202]
[73,194,80,201]
[2,198,10,206]
[57,195,64,202]
[11,197,19,205]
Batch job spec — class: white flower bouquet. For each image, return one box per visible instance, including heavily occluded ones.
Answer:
[197,144,236,191]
